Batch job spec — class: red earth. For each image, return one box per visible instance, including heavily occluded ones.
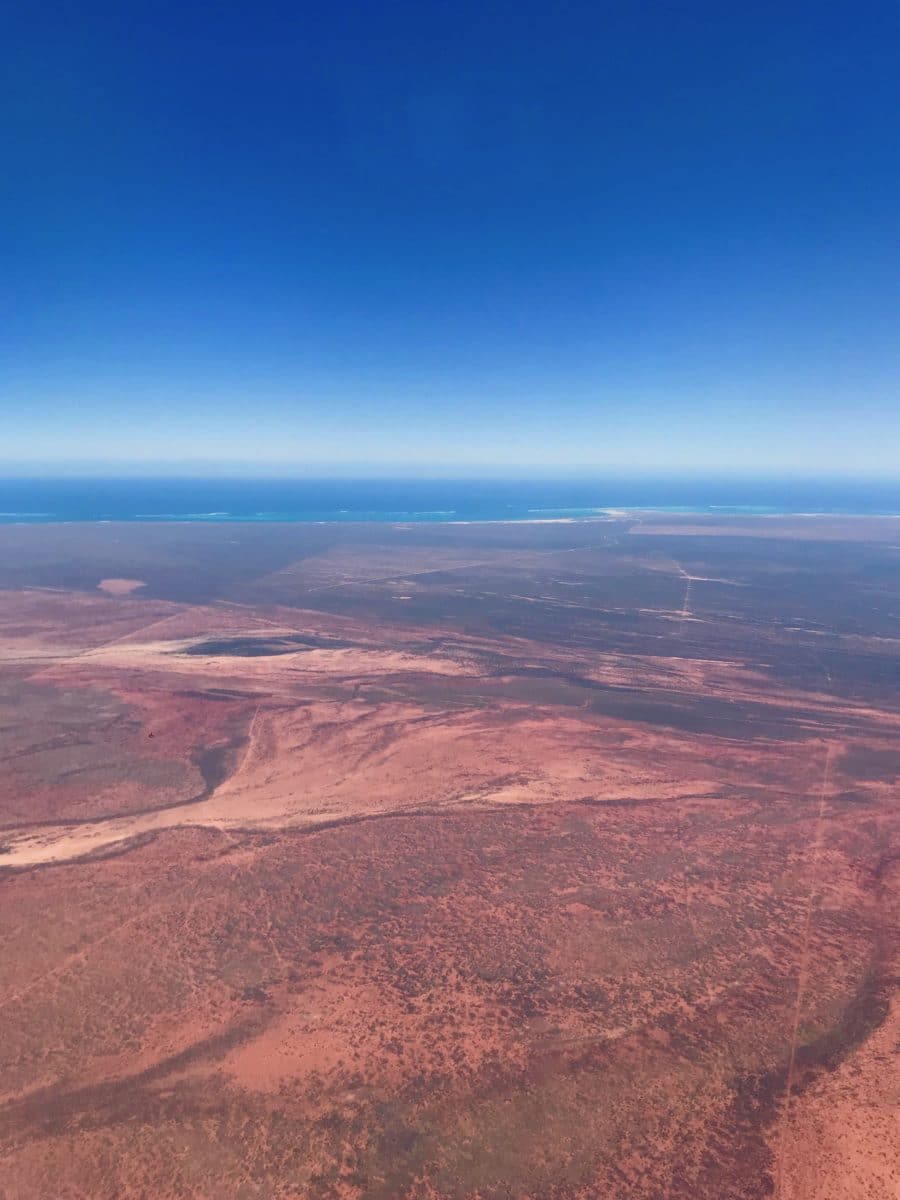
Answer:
[1,515,897,1198]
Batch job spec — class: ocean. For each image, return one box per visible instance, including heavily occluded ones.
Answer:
[0,477,898,524]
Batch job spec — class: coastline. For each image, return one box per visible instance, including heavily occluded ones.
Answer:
[2,478,900,525]
[1,508,900,526]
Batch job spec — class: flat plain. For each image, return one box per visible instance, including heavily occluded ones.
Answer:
[0,515,898,1199]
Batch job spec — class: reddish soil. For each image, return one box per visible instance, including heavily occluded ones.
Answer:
[0,517,897,1198]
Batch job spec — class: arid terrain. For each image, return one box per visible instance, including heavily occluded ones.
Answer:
[0,515,897,1199]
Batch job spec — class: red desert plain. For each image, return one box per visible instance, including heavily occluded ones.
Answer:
[0,514,898,1199]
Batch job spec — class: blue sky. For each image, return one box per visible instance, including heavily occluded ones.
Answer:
[3,1,899,476]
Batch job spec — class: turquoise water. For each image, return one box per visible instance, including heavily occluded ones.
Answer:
[0,478,898,523]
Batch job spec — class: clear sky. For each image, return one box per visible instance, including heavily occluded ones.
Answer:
[3,1,899,477]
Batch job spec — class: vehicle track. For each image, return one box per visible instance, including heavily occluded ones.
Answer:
[773,741,835,1197]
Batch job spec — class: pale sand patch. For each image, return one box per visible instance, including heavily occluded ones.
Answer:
[98,578,146,595]
[0,701,719,868]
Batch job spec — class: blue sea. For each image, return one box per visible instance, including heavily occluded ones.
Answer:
[0,477,898,524]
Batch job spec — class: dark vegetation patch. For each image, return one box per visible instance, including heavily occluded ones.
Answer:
[181,633,354,657]
[0,680,252,829]
[693,958,895,1199]
[391,667,884,740]
[0,1018,266,1141]
[175,688,264,701]
[839,746,900,782]
[194,737,245,794]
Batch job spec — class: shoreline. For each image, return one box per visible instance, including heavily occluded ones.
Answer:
[2,509,900,527]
